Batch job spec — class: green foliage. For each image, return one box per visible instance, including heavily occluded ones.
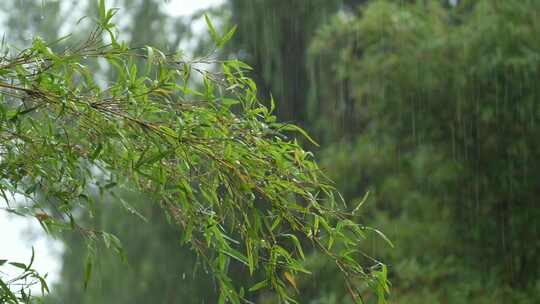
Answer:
[0,3,387,303]
[0,249,49,304]
[307,0,540,302]
[44,192,218,304]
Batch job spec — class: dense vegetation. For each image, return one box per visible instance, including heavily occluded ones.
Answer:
[1,0,539,303]
[0,1,387,303]
[308,1,540,302]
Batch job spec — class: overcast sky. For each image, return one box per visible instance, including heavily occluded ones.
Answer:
[165,0,224,16]
[0,0,224,292]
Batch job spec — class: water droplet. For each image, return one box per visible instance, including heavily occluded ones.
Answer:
[182,272,186,280]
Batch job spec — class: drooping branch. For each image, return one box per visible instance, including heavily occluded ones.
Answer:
[0,3,388,303]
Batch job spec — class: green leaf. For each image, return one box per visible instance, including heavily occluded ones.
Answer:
[9,105,40,122]
[38,276,50,295]
[120,197,148,222]
[0,278,17,301]
[281,124,320,147]
[364,227,394,248]
[352,191,370,215]
[145,45,154,73]
[269,93,276,114]
[221,247,249,267]
[221,98,240,106]
[158,126,177,138]
[84,257,93,289]
[218,25,237,47]
[102,232,127,263]
[281,234,305,260]
[249,280,267,292]
[98,0,106,21]
[89,143,103,160]
[9,262,27,270]
[139,149,174,168]
[204,14,219,45]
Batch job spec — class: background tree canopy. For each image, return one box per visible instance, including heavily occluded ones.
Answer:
[1,0,540,303]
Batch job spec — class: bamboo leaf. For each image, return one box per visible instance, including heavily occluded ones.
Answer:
[204,14,219,45]
[218,25,237,47]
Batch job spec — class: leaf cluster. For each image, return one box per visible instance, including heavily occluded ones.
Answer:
[0,2,388,303]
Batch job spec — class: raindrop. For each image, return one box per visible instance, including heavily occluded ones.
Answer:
[182,272,186,280]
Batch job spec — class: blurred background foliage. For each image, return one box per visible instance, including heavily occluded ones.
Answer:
[2,0,539,303]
